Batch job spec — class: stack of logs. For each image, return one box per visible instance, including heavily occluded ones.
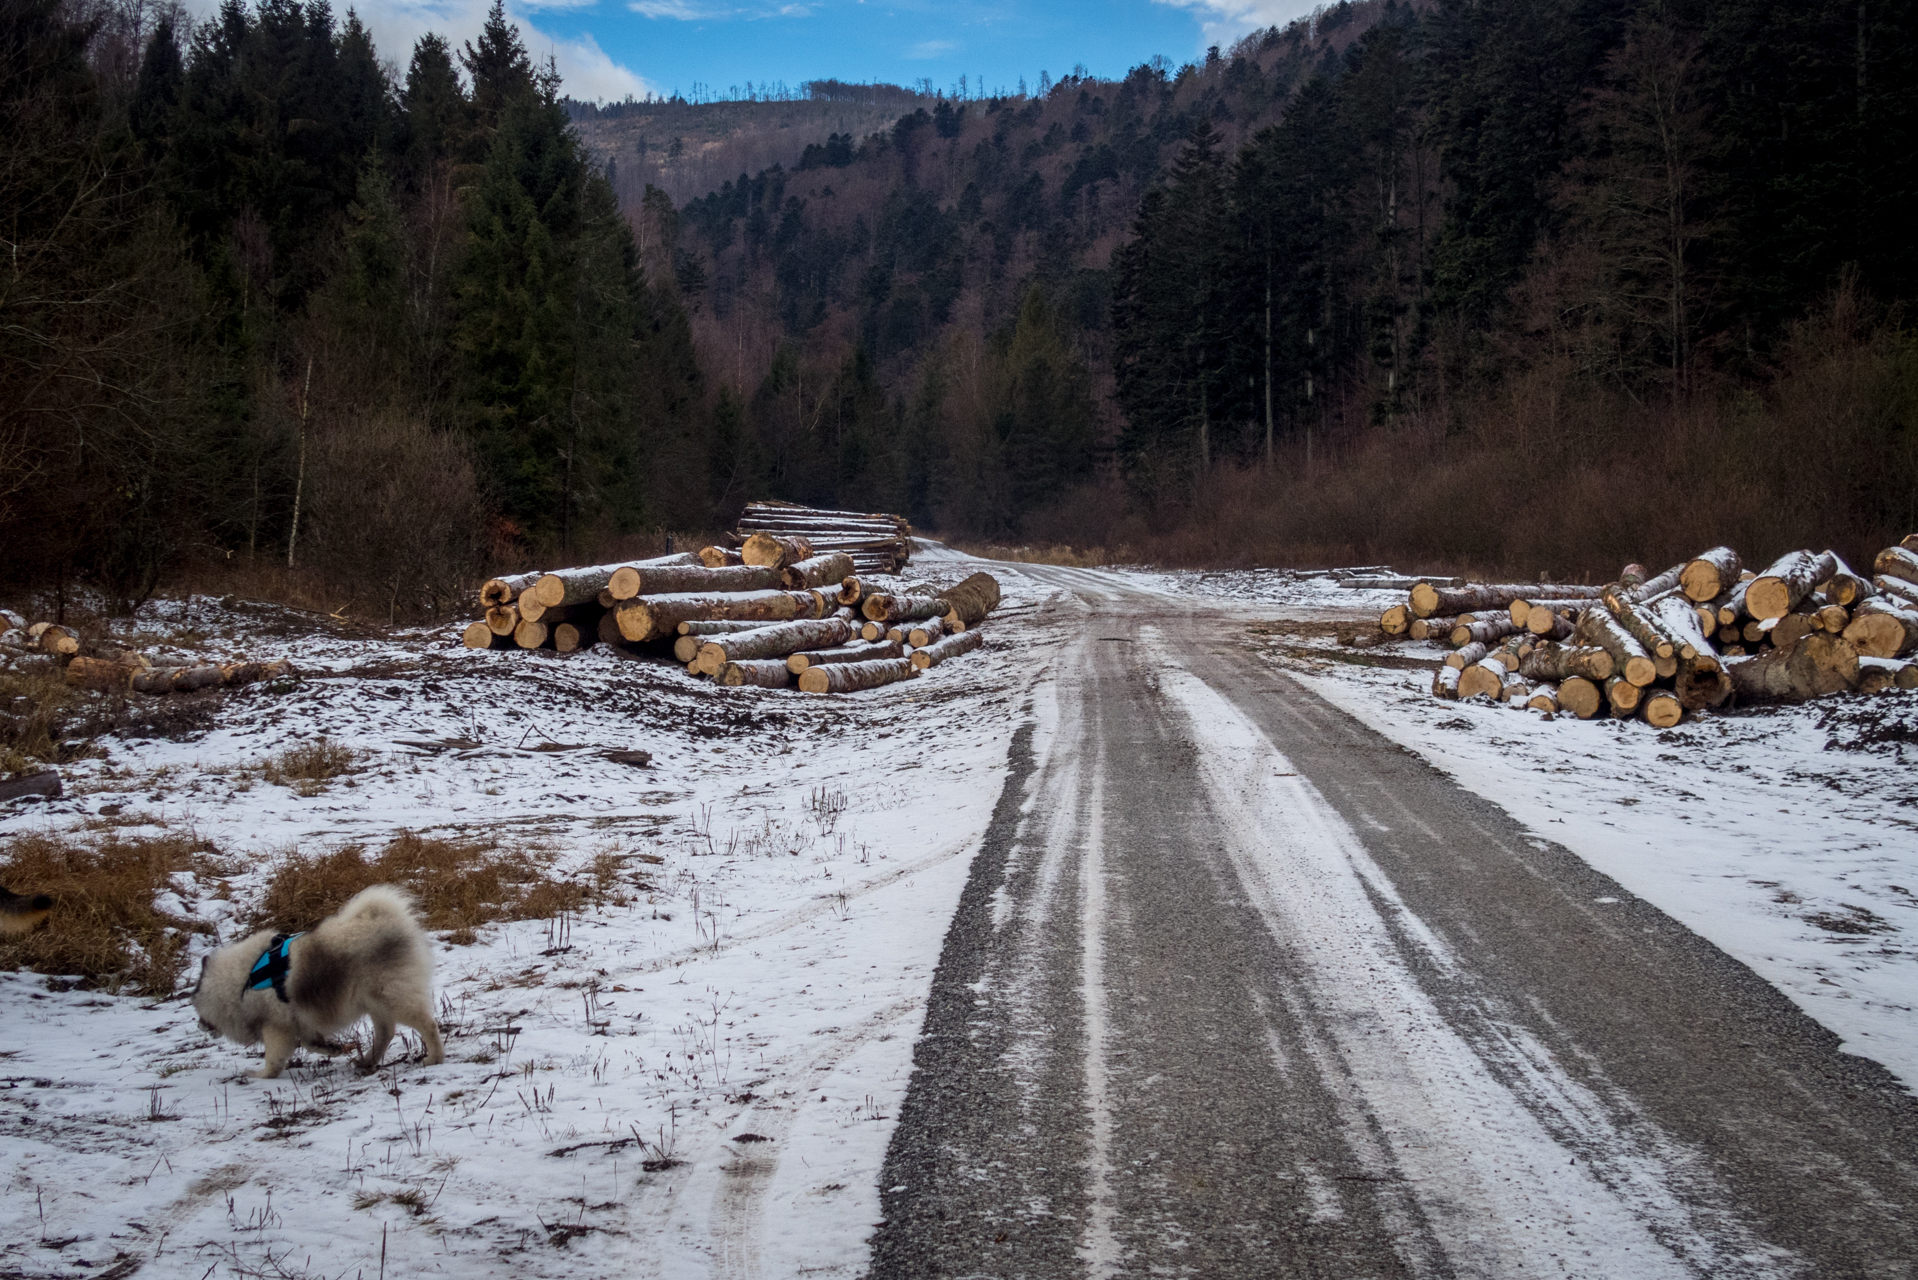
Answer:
[1,609,295,694]
[465,539,999,694]
[1378,536,1918,725]
[726,501,913,577]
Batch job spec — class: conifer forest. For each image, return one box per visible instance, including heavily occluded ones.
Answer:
[4,0,1916,615]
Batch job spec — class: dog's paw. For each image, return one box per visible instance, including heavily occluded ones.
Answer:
[305,1039,351,1057]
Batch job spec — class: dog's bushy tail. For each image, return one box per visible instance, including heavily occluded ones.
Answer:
[334,884,421,928]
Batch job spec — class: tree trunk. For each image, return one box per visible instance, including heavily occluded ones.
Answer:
[1519,643,1615,683]
[1875,545,1918,587]
[693,617,858,673]
[486,605,519,636]
[1679,547,1741,602]
[836,577,870,608]
[1574,608,1658,686]
[863,592,948,624]
[616,590,806,643]
[781,553,855,590]
[1380,605,1411,636]
[1600,588,1679,658]
[1410,614,1466,642]
[788,639,903,673]
[1605,675,1643,715]
[742,533,815,569]
[610,563,780,599]
[1675,658,1732,710]
[718,659,795,688]
[1639,689,1683,727]
[1432,665,1461,699]
[598,611,624,646]
[1553,675,1601,719]
[1842,599,1918,657]
[905,616,949,648]
[799,656,918,692]
[1747,550,1839,620]
[1526,683,1559,713]
[1769,613,1820,649]
[1816,604,1850,632]
[514,620,551,649]
[699,546,744,567]
[65,655,136,689]
[1457,659,1505,700]
[1410,581,1598,618]
[939,573,1002,629]
[1445,641,1491,670]
[462,622,508,650]
[0,771,61,802]
[1824,574,1874,607]
[1450,618,1519,648]
[1649,595,1711,660]
[908,628,984,670]
[679,618,777,636]
[1728,633,1860,701]
[481,572,542,606]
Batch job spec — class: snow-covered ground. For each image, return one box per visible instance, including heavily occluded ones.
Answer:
[2,554,1912,1278]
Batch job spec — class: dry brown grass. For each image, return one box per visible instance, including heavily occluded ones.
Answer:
[948,542,1126,568]
[263,737,361,795]
[0,830,221,994]
[253,834,615,944]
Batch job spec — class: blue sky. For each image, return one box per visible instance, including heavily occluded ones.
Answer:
[306,0,1315,102]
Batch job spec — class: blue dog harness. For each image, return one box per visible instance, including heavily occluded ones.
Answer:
[246,932,302,1002]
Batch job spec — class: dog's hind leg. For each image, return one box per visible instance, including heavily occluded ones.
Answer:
[400,1002,444,1066]
[256,1025,298,1079]
[358,1016,396,1072]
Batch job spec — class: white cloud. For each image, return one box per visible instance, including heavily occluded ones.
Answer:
[544,28,654,99]
[906,38,956,59]
[627,0,708,17]
[1152,0,1319,51]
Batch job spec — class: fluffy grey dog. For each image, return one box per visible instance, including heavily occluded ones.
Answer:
[193,885,444,1079]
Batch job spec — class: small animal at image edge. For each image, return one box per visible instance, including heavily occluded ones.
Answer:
[0,884,53,936]
[193,884,444,1079]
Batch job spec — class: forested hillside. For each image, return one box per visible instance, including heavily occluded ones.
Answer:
[4,0,1916,619]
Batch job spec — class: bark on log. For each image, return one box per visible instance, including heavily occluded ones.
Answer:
[1842,599,1918,658]
[787,640,902,673]
[480,572,541,606]
[1458,659,1505,700]
[699,546,744,568]
[908,628,985,670]
[1824,573,1874,607]
[1875,546,1918,587]
[1432,665,1461,700]
[678,618,776,636]
[1526,683,1560,713]
[1446,641,1492,671]
[128,659,293,694]
[610,563,780,599]
[1450,618,1520,648]
[1680,547,1741,602]
[742,533,814,569]
[616,590,803,643]
[1647,596,1708,660]
[1519,643,1616,683]
[65,655,136,689]
[798,656,918,692]
[1770,613,1819,649]
[906,616,949,648]
[1380,605,1412,636]
[1605,675,1643,715]
[1857,657,1918,692]
[693,617,858,673]
[1498,669,1530,702]
[863,593,948,624]
[1747,550,1838,620]
[1409,615,1464,641]
[1574,608,1658,686]
[598,611,623,646]
[1727,633,1860,702]
[780,553,855,591]
[1639,689,1683,728]
[534,554,699,609]
[1409,581,1599,618]
[1600,588,1676,659]
[36,625,79,656]
[486,605,519,637]
[940,573,1002,629]
[0,771,61,802]
[718,659,795,688]
[1905,534,1918,553]
[1625,562,1685,603]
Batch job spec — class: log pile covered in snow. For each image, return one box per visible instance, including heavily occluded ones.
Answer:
[724,500,914,578]
[467,508,995,694]
[1380,535,1918,725]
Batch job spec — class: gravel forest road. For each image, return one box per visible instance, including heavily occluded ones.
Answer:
[866,566,1918,1279]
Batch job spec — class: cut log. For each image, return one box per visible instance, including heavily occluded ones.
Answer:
[1857,657,1918,692]
[699,546,743,568]
[1526,683,1559,713]
[128,659,293,695]
[610,563,781,599]
[1558,676,1603,719]
[718,659,795,688]
[1410,615,1461,642]
[1524,603,1576,637]
[802,590,833,619]
[1742,620,1767,644]
[798,656,918,692]
[480,572,541,606]
[1409,581,1599,619]
[1507,600,1533,627]
[513,620,550,649]
[1432,665,1461,700]
[37,625,79,656]
[780,553,855,591]
[1727,633,1860,702]
[837,577,870,608]
[1823,573,1873,607]
[1604,675,1643,715]
[1625,562,1685,603]
[598,611,623,646]
[1450,618,1519,648]
[909,627,986,670]
[1770,613,1820,650]
[1904,534,1918,553]
[1458,659,1506,700]
[462,621,505,650]
[1380,605,1412,636]
[1574,608,1658,686]
[1498,669,1530,702]
[1674,657,1732,710]
[1875,545,1918,587]
[486,605,519,637]
[906,616,949,648]
[940,573,1002,629]
[673,635,700,663]
[1446,641,1491,671]
[1680,547,1741,602]
[1747,550,1839,620]
[598,589,617,608]
[1519,642,1615,683]
[1599,588,1676,658]
[534,554,699,609]
[788,640,903,673]
[554,623,592,653]
[863,593,948,625]
[1875,575,1918,608]
[0,771,61,802]
[1639,689,1683,727]
[516,591,550,622]
[679,618,776,636]
[616,590,804,643]
[1647,596,1708,660]
[1816,604,1850,633]
[693,618,858,673]
[65,655,135,690]
[1842,599,1918,658]
[742,532,814,569]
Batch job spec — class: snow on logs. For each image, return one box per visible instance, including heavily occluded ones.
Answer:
[1393,535,1918,724]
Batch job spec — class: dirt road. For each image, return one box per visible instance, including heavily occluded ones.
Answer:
[868,568,1918,1278]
